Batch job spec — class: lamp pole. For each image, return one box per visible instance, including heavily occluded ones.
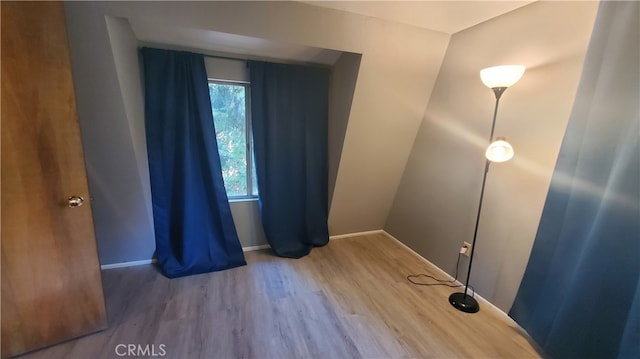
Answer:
[449,86,506,313]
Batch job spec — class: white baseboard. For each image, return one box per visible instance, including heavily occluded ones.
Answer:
[380,230,519,326]
[330,229,385,240]
[242,244,270,252]
[243,230,384,249]
[101,259,156,270]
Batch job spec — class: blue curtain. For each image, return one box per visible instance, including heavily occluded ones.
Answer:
[509,2,639,358]
[249,61,330,258]
[141,48,246,278]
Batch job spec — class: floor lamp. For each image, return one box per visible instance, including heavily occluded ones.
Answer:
[449,65,526,313]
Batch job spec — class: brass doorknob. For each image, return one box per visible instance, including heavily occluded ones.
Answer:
[68,196,84,208]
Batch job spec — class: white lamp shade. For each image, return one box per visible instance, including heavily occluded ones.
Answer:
[480,65,526,89]
[485,138,514,162]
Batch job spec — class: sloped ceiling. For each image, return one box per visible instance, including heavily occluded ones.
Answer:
[130,1,537,65]
[129,19,343,65]
[305,1,535,34]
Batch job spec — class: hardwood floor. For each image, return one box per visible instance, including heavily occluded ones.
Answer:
[20,233,540,358]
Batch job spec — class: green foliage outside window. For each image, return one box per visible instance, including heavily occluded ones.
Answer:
[208,82,250,197]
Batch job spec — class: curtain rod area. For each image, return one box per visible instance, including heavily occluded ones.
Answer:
[139,43,248,62]
[139,43,334,68]
[202,53,248,62]
[201,52,331,69]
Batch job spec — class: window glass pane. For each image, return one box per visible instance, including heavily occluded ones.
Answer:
[209,83,247,197]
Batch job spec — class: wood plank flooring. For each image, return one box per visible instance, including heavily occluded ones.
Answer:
[20,233,540,358]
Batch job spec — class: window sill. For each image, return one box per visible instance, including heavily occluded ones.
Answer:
[229,197,259,203]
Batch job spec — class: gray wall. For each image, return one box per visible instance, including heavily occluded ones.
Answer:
[329,52,361,207]
[65,6,156,264]
[228,201,266,248]
[385,1,598,311]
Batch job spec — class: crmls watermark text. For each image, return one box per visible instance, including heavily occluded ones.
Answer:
[115,344,166,357]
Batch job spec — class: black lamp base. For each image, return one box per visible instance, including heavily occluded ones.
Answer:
[449,292,480,313]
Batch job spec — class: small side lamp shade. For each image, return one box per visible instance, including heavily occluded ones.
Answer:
[485,138,514,162]
[480,65,526,89]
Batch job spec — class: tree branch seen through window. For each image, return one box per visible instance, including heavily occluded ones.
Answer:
[208,81,257,198]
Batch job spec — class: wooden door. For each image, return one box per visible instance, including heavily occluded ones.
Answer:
[1,2,107,357]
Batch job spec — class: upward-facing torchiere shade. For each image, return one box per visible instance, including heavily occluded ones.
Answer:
[480,65,526,88]
[449,64,525,313]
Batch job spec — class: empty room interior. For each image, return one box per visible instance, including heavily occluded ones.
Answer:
[2,1,638,358]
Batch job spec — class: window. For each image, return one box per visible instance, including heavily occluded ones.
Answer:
[208,80,258,199]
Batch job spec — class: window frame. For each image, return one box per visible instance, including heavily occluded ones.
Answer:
[208,78,258,201]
